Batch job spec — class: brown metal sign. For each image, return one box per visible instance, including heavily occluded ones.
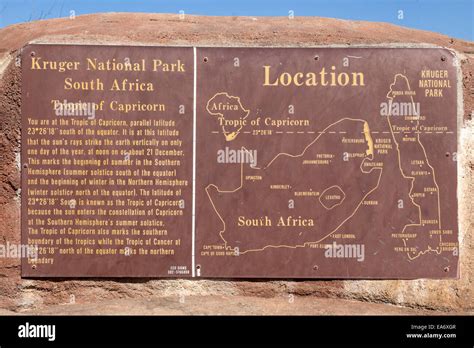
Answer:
[21,45,194,277]
[22,45,459,278]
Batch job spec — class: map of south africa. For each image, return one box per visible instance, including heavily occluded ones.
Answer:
[196,48,458,278]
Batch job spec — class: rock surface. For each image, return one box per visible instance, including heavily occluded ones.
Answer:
[0,13,472,314]
[19,295,442,315]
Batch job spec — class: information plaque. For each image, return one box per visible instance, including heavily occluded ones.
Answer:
[22,45,193,277]
[22,45,459,278]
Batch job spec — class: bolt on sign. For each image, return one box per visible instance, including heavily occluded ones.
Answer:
[21,44,459,278]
